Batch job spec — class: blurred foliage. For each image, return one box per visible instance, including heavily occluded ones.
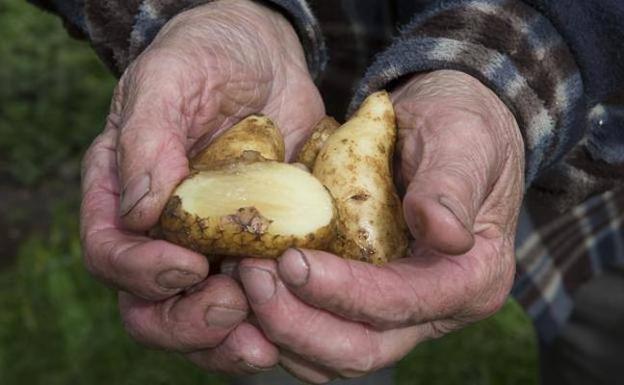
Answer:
[0,0,115,185]
[0,205,227,385]
[397,301,538,385]
[0,0,539,384]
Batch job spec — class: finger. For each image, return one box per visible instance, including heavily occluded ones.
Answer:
[399,111,502,255]
[395,75,521,255]
[80,122,208,300]
[186,322,280,375]
[119,275,248,352]
[279,350,337,384]
[277,246,514,330]
[239,259,426,377]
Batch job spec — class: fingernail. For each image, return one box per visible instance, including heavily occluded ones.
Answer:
[120,173,151,216]
[220,258,240,277]
[204,306,246,328]
[439,195,472,232]
[156,269,202,290]
[241,361,275,373]
[279,249,310,287]
[240,267,276,305]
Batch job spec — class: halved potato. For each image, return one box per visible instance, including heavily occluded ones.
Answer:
[161,161,336,260]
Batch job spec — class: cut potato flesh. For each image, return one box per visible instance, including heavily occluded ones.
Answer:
[313,91,408,264]
[161,162,336,259]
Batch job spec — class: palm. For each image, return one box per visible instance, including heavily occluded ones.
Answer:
[136,4,325,162]
[80,0,325,374]
[221,71,526,383]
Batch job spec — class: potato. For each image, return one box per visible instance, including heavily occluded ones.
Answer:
[161,162,336,260]
[160,92,407,264]
[296,116,340,170]
[313,91,408,264]
[161,118,336,260]
[191,114,285,170]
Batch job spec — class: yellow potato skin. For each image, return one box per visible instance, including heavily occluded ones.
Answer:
[160,166,337,261]
[296,116,341,170]
[160,93,407,264]
[191,114,285,170]
[313,92,408,264]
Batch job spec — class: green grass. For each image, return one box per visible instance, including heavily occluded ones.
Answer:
[0,1,539,384]
[396,301,538,385]
[0,0,115,185]
[0,204,227,385]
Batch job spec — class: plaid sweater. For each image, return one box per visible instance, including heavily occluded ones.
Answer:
[30,0,624,343]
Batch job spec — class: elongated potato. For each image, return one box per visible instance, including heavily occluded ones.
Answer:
[161,162,336,260]
[296,116,340,170]
[191,114,285,170]
[313,92,408,264]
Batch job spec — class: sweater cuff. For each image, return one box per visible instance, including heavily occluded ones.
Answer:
[352,0,584,185]
[85,0,325,78]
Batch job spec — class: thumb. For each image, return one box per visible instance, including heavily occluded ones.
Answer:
[401,109,505,255]
[115,64,200,231]
[395,70,519,255]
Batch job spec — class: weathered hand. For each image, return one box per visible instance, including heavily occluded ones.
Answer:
[80,0,324,374]
[238,70,524,383]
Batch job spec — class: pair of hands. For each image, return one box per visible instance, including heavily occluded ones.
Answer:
[80,0,525,382]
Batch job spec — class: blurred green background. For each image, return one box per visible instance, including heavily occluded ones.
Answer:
[0,1,539,384]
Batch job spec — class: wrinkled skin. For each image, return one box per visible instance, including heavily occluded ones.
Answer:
[237,70,525,383]
[80,0,323,374]
[80,0,525,379]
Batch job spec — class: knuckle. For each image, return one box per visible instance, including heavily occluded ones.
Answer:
[81,247,101,281]
[426,320,458,339]
[469,246,515,319]
[480,290,509,318]
[80,230,108,281]
[121,317,163,350]
[120,308,152,347]
[338,357,376,379]
[347,264,411,329]
[338,329,381,377]
[80,131,113,182]
[117,129,137,160]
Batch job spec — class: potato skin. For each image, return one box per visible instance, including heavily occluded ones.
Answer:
[313,92,408,264]
[160,188,336,262]
[160,94,407,264]
[160,115,339,261]
[296,116,341,170]
[191,114,285,170]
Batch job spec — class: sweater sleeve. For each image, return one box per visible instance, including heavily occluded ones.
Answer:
[28,0,326,78]
[352,0,585,187]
